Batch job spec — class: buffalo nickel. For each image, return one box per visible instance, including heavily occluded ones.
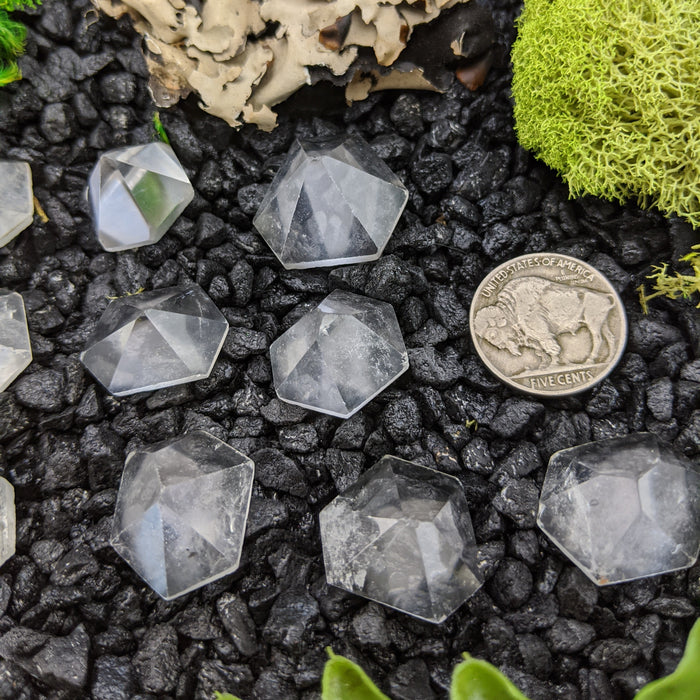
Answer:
[469,253,627,396]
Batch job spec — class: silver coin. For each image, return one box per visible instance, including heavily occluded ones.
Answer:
[469,253,627,397]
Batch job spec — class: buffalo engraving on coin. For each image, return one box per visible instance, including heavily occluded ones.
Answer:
[469,254,627,396]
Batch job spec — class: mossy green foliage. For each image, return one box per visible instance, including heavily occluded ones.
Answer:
[638,245,700,311]
[0,0,39,86]
[511,0,700,228]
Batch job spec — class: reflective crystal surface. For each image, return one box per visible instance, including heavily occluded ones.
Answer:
[87,142,194,252]
[270,290,408,418]
[80,285,228,396]
[0,477,15,569]
[253,135,408,269]
[111,431,254,600]
[538,433,700,585]
[320,456,482,623]
[0,291,32,392]
[0,161,33,248]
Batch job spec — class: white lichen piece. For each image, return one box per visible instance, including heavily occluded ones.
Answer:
[92,0,473,128]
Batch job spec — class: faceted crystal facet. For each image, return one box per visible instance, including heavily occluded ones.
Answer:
[0,161,33,248]
[253,135,408,269]
[87,142,194,252]
[80,285,228,396]
[270,290,408,418]
[320,456,482,623]
[0,477,15,569]
[538,433,700,586]
[111,430,254,600]
[0,290,32,392]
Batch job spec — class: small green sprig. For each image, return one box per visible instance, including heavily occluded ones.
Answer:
[0,0,39,86]
[152,111,171,145]
[638,245,700,313]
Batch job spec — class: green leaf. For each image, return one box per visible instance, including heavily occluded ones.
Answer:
[450,654,530,700]
[214,693,241,700]
[152,111,171,145]
[322,649,390,700]
[634,618,700,700]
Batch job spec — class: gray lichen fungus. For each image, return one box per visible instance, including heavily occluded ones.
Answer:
[92,0,485,130]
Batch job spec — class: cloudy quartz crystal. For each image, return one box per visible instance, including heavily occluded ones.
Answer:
[538,433,700,585]
[320,456,483,623]
[111,431,254,600]
[0,290,32,392]
[0,161,33,248]
[270,290,408,418]
[253,135,408,269]
[87,142,194,251]
[80,285,228,396]
[0,478,15,569]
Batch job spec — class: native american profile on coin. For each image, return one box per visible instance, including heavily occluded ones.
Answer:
[469,254,627,396]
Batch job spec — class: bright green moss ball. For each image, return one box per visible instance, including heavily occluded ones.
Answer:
[511,0,700,228]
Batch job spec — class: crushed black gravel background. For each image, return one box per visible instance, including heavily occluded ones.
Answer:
[0,0,699,698]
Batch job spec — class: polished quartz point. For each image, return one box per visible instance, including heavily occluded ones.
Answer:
[0,290,32,392]
[253,134,408,269]
[80,285,228,396]
[87,142,194,252]
[320,456,482,623]
[270,290,408,418]
[111,431,254,600]
[0,477,15,569]
[0,161,33,248]
[538,433,700,585]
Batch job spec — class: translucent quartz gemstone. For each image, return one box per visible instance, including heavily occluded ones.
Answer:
[87,142,194,252]
[0,161,33,248]
[538,433,700,585]
[320,455,483,623]
[270,289,408,418]
[80,285,228,396]
[0,478,15,569]
[253,135,408,269]
[111,431,254,599]
[0,290,32,392]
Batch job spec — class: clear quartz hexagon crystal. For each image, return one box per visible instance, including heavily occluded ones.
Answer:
[270,290,408,418]
[538,433,700,585]
[87,142,194,252]
[111,431,254,599]
[0,161,33,248]
[0,477,15,568]
[0,290,32,392]
[80,285,228,396]
[253,135,408,269]
[320,456,482,623]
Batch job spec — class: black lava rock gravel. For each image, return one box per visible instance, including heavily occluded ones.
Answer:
[0,0,698,698]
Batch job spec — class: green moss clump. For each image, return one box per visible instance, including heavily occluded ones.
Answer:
[511,0,700,228]
[0,0,40,86]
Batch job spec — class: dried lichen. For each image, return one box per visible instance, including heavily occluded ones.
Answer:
[638,245,700,312]
[92,0,492,129]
